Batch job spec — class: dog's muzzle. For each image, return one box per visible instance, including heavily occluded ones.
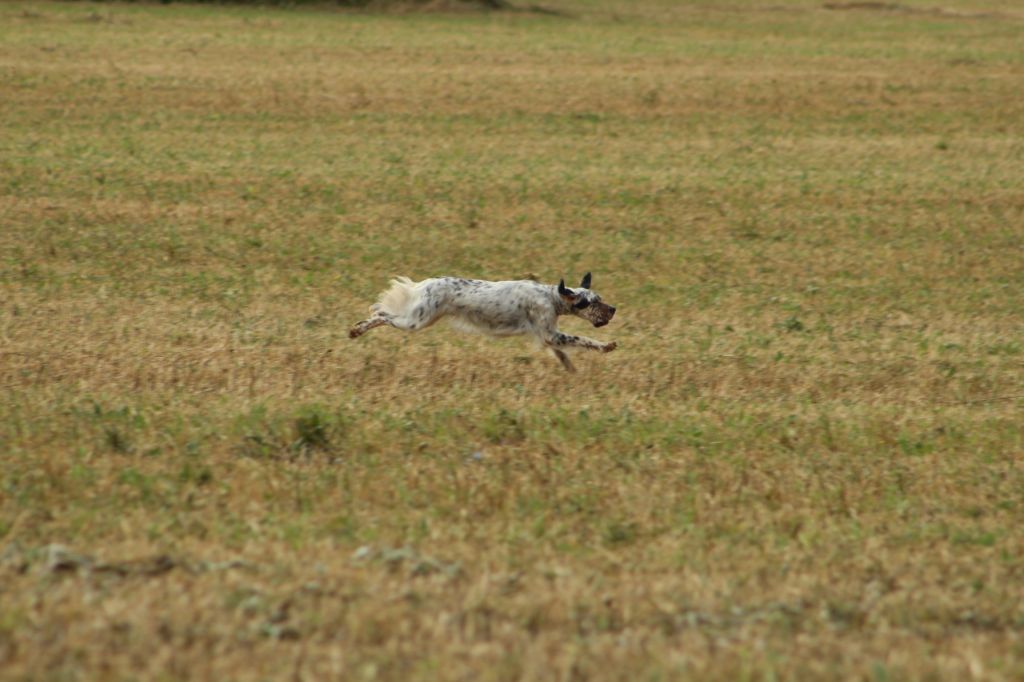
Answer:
[593,305,616,327]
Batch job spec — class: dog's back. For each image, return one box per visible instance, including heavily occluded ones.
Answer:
[374,277,548,336]
[432,278,552,337]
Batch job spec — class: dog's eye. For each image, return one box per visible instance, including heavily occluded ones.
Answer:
[574,300,591,310]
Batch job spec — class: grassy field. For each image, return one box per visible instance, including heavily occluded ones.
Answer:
[2,0,1023,679]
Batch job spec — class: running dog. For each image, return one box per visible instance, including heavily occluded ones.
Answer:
[349,273,617,371]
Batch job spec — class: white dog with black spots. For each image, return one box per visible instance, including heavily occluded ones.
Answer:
[349,272,617,371]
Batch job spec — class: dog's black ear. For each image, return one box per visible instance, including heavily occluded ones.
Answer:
[558,279,572,297]
[580,272,592,289]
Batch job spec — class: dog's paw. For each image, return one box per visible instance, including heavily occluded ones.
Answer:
[602,341,617,353]
[348,328,361,339]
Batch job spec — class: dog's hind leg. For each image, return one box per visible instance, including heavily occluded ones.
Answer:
[349,312,395,339]
[349,304,445,339]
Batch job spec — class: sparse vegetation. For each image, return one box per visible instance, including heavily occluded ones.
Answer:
[2,0,1023,679]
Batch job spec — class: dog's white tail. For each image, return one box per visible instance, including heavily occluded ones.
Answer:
[372,276,419,315]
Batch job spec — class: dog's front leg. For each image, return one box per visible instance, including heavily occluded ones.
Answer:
[544,331,616,370]
[550,331,617,354]
[550,348,576,373]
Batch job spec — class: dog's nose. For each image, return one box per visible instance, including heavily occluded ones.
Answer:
[609,306,616,315]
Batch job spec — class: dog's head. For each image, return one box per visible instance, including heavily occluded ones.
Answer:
[558,272,616,327]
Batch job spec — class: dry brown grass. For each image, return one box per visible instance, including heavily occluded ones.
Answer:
[2,0,1023,679]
